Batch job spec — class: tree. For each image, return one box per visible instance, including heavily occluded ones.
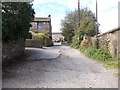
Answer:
[61,22,74,44]
[2,2,35,42]
[77,8,96,36]
[61,8,96,47]
[61,11,78,44]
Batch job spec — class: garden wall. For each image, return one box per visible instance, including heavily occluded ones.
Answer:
[25,38,53,48]
[92,28,120,58]
[2,40,25,61]
[25,39,43,48]
[44,38,53,47]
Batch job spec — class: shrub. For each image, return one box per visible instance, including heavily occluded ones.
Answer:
[70,35,80,49]
[26,32,32,39]
[29,32,52,45]
[36,33,46,40]
[80,39,92,48]
[30,32,46,39]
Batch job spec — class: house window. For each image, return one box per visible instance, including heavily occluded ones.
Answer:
[38,23,43,29]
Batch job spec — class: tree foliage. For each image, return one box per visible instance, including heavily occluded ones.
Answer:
[61,23,74,44]
[61,11,78,44]
[61,8,97,47]
[2,2,35,42]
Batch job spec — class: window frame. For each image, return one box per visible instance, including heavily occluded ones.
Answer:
[37,22,43,29]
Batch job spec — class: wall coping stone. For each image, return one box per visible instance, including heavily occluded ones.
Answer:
[97,27,120,37]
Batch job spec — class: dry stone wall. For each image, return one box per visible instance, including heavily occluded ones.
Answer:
[25,38,53,48]
[44,38,53,47]
[2,40,25,61]
[92,28,120,58]
[25,39,43,48]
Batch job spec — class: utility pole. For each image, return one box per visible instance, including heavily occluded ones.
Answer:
[96,0,98,35]
[78,0,80,27]
[96,0,99,49]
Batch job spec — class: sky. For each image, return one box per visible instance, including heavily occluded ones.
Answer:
[32,0,119,33]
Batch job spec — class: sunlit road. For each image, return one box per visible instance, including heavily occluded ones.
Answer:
[3,45,118,88]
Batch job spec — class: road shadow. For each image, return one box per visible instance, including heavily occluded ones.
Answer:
[2,52,29,78]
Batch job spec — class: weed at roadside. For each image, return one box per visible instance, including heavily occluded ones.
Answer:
[80,47,118,69]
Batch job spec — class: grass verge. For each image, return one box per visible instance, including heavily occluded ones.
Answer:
[105,62,120,69]
[80,47,119,69]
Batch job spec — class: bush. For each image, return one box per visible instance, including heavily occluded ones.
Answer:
[31,32,46,39]
[30,32,52,45]
[26,32,32,39]
[70,35,80,49]
[36,33,46,40]
[80,39,92,48]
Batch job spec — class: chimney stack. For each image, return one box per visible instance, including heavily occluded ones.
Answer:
[48,15,51,18]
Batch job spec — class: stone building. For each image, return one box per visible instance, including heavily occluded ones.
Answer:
[52,32,64,42]
[26,15,53,47]
[30,15,52,35]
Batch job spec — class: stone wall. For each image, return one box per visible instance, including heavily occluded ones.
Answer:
[44,38,53,47]
[117,29,120,58]
[52,33,64,42]
[25,38,53,48]
[25,39,43,48]
[2,40,25,60]
[92,28,120,57]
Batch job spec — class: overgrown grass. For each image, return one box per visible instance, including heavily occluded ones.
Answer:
[70,44,79,49]
[114,73,120,77]
[105,62,120,68]
[80,47,119,69]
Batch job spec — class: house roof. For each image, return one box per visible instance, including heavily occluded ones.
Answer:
[33,17,51,22]
[52,32,62,34]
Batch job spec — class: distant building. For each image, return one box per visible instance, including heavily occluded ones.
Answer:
[52,32,64,42]
[30,15,52,35]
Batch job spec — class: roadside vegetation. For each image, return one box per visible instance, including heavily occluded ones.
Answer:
[79,39,119,69]
[61,8,97,47]
[61,8,119,69]
[80,47,119,69]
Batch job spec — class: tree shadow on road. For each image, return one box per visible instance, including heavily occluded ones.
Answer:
[2,51,30,77]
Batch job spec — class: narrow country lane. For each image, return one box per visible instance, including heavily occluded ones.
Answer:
[3,45,118,88]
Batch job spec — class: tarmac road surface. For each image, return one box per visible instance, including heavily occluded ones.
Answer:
[2,45,118,88]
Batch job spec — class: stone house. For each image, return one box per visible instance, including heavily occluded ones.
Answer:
[26,15,53,47]
[52,32,64,42]
[30,15,52,35]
